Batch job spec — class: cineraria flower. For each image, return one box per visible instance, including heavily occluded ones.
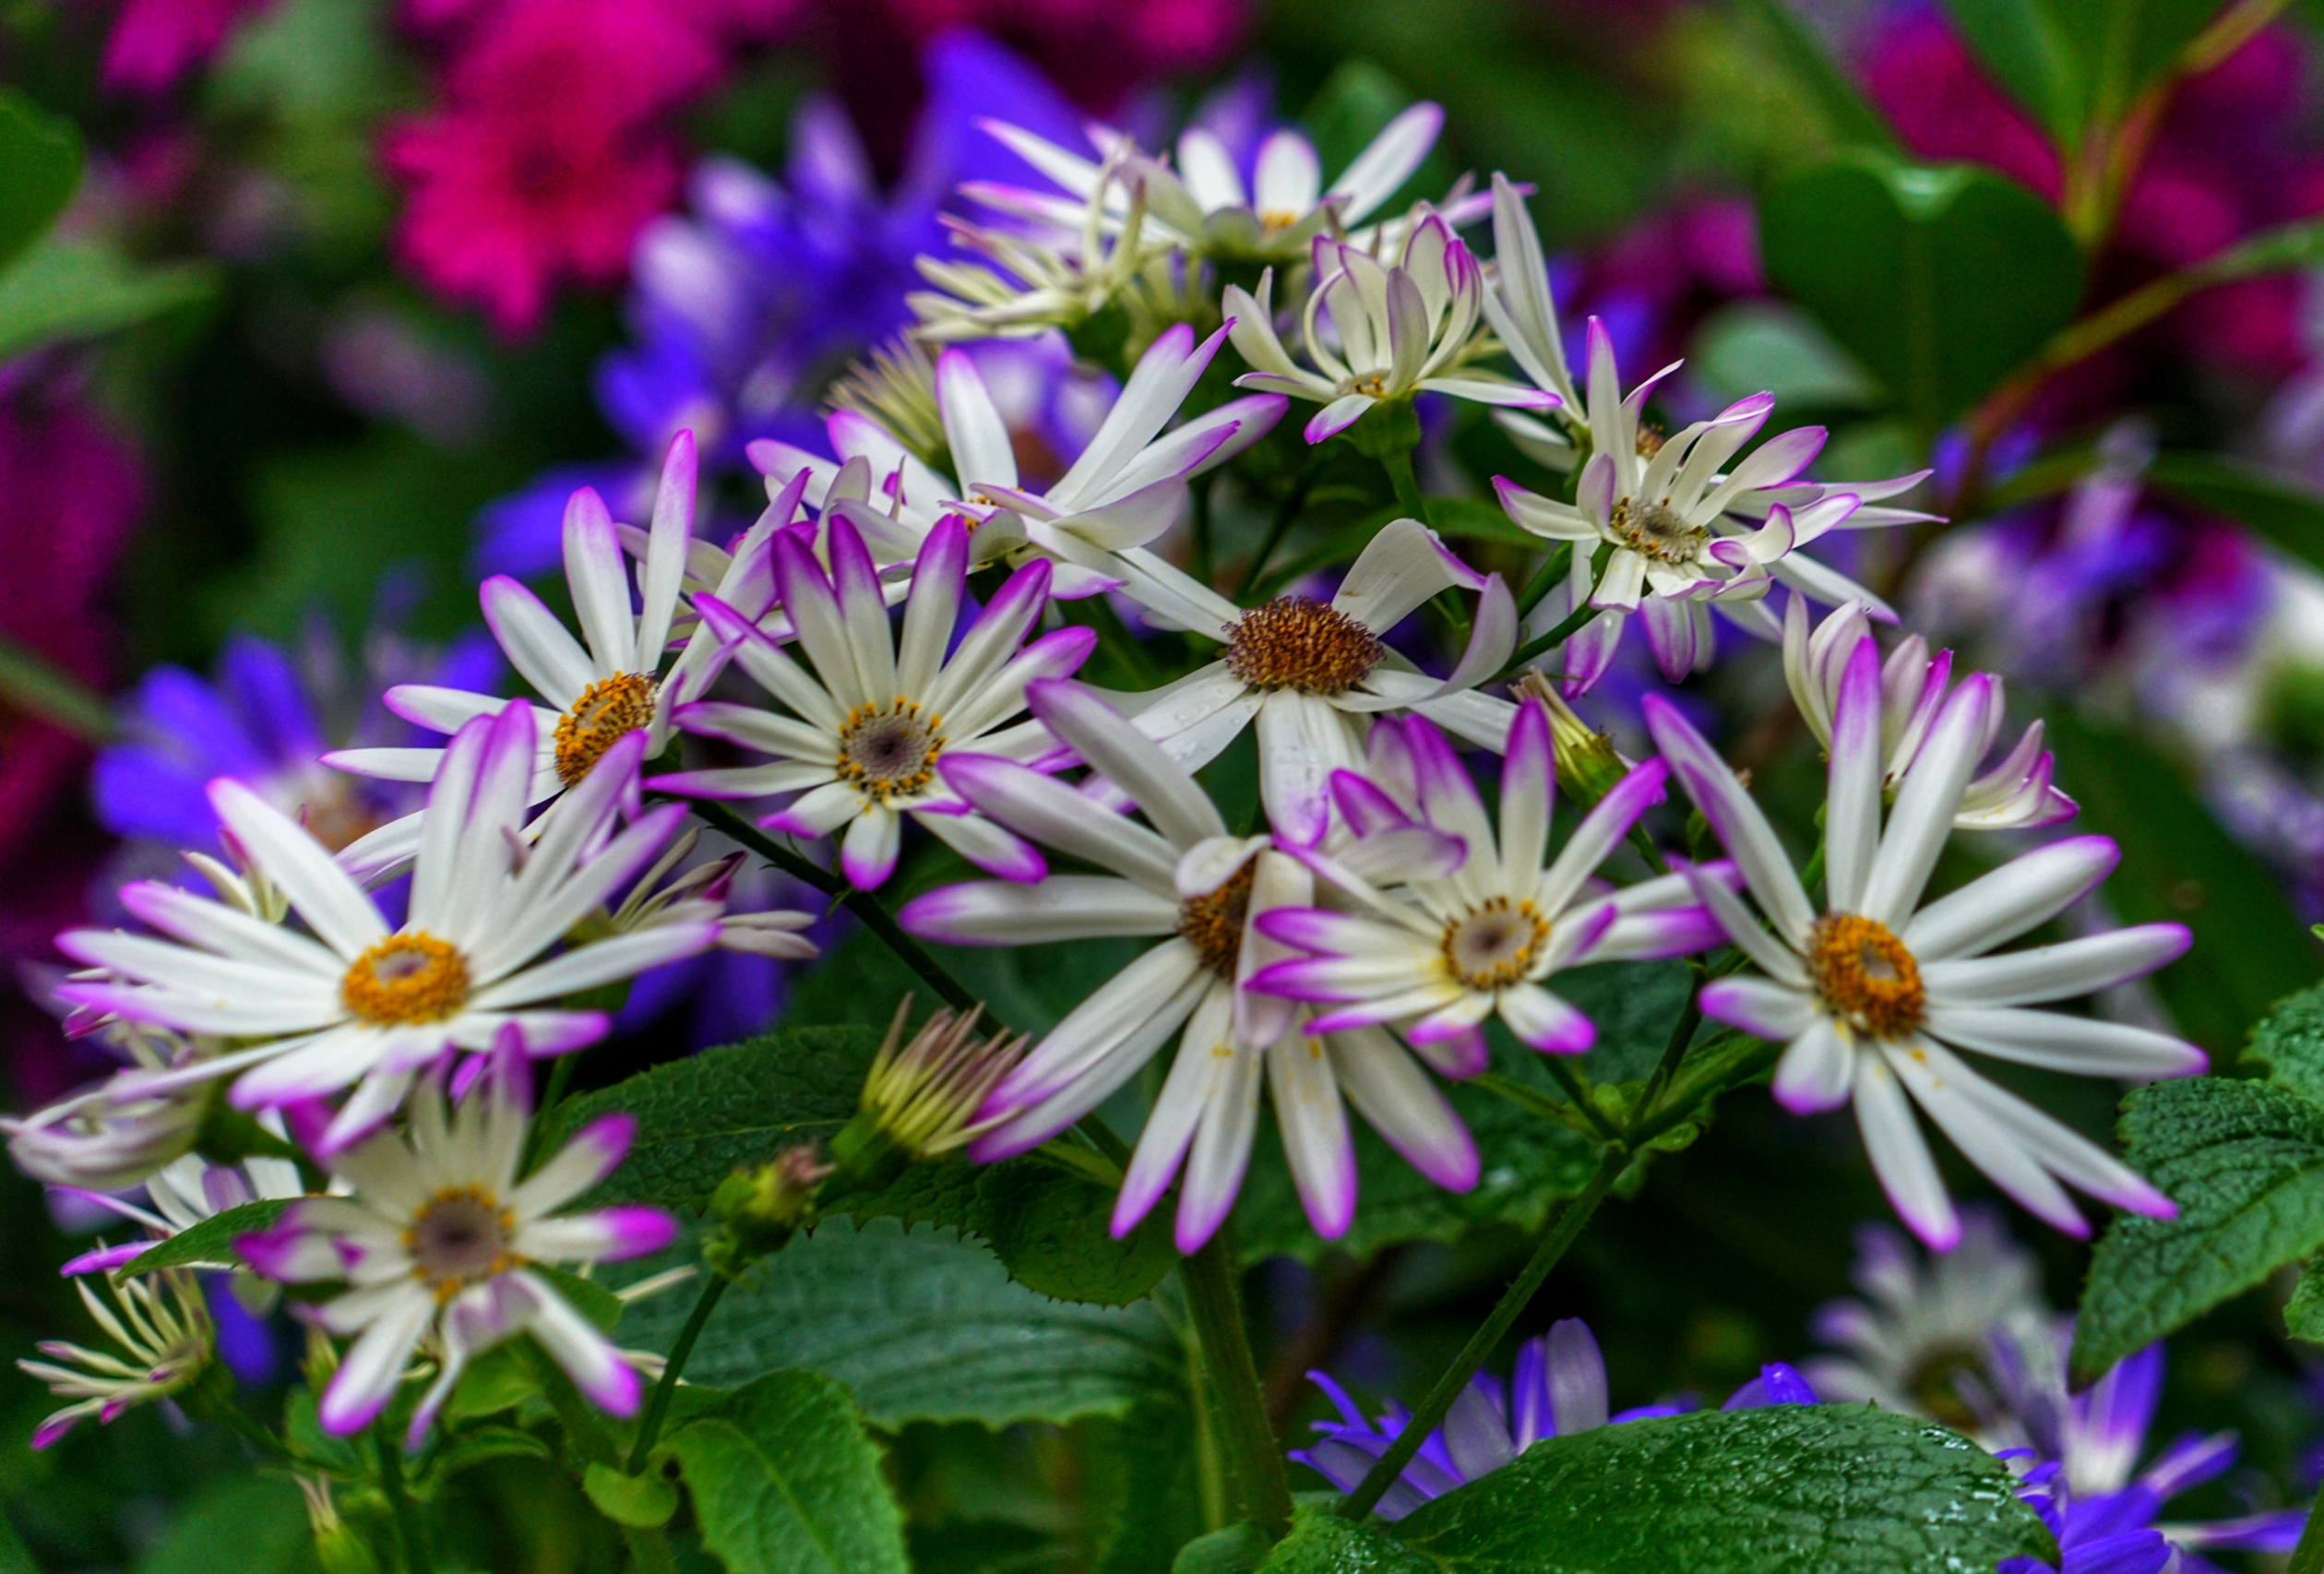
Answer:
[1292,1317,1816,1520]
[1250,702,1719,1068]
[236,1039,675,1444]
[652,512,1090,888]
[1644,653,2203,1248]
[60,1150,308,1279]
[850,999,1028,1163]
[1784,598,2074,832]
[18,1268,211,1449]
[1802,1210,2048,1431]
[967,101,1466,264]
[3,1021,210,1191]
[58,702,716,1152]
[753,324,1279,617]
[1226,212,1557,444]
[332,435,702,875]
[900,680,1478,1250]
[602,827,821,962]
[1114,518,1519,843]
[1990,1328,2306,1574]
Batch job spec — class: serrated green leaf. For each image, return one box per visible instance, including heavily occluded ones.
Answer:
[1231,961,1690,1265]
[972,1162,1177,1307]
[123,1198,292,1273]
[664,1368,910,1574]
[0,238,212,362]
[0,90,81,272]
[2074,1076,2324,1383]
[2243,981,2324,1104]
[617,1221,1180,1430]
[2285,1249,2324,1344]
[2043,709,2314,1052]
[1388,1404,2052,1573]
[548,1025,881,1211]
[1760,153,2083,434]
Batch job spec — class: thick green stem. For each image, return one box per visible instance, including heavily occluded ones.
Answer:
[1376,447,1427,522]
[690,800,977,1014]
[374,1425,434,1574]
[1178,1231,1293,1537]
[1514,543,1573,623]
[626,1272,731,1472]
[1492,545,1612,684]
[1337,1148,1625,1520]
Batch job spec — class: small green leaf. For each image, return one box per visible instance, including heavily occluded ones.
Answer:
[1760,152,2083,433]
[0,237,212,362]
[665,1369,910,1574]
[972,1161,1177,1307]
[0,90,81,272]
[1171,1523,1276,1574]
[1940,0,2220,149]
[1687,301,1883,411]
[2073,1076,2324,1383]
[1251,1508,1428,1573]
[582,1462,678,1529]
[2242,981,2324,1104]
[530,1261,623,1331]
[1389,1404,2052,1573]
[2285,1250,2324,1344]
[2043,709,2314,1053]
[615,1220,1180,1431]
[123,1198,293,1273]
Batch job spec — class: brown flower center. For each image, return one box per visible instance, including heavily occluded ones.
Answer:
[554,673,658,786]
[1225,597,1383,695]
[835,701,944,802]
[1178,860,1257,978]
[1635,423,1666,460]
[405,1186,519,1299]
[1440,897,1548,991]
[1610,496,1708,565]
[1806,913,1925,1040]
[341,933,470,1026]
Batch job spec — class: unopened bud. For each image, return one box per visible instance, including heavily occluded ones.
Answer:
[829,998,1026,1192]
[297,1477,380,1574]
[1515,673,1632,810]
[706,1143,832,1277]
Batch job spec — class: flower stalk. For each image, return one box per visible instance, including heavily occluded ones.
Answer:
[1178,1228,1295,1538]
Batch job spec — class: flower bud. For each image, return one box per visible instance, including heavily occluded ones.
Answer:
[1514,673,1632,810]
[705,1143,833,1277]
[828,999,1026,1193]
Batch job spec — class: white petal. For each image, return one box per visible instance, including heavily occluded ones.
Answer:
[209,781,387,959]
[1920,926,2190,1008]
[1902,836,2118,961]
[1858,678,1991,927]
[1923,1006,2205,1078]
[1852,1050,1959,1250]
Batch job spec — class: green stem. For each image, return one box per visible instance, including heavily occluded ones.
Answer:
[1336,1148,1625,1521]
[1514,543,1573,623]
[1492,545,1611,685]
[626,1272,731,1472]
[1635,967,1706,1118]
[690,801,977,1014]
[1236,455,1322,599]
[374,1425,435,1574]
[1178,1230,1294,1537]
[1537,1057,1622,1145]
[624,1525,683,1574]
[1377,447,1428,523]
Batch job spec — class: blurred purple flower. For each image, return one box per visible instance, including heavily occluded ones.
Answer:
[1291,1317,1813,1519]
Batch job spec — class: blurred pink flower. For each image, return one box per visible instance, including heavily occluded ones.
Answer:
[101,0,275,95]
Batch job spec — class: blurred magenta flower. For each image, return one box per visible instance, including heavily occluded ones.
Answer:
[100,0,275,95]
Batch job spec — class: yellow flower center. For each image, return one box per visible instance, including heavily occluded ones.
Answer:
[404,1186,520,1300]
[554,673,658,786]
[340,932,470,1026]
[1177,860,1257,978]
[1806,913,1926,1040]
[1610,496,1708,565]
[1224,597,1383,695]
[836,700,944,802]
[1349,374,1389,398]
[1441,898,1548,991]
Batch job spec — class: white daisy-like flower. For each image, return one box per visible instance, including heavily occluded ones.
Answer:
[1802,1210,2048,1430]
[750,323,1282,626]
[58,1150,308,1280]
[329,434,708,878]
[1226,210,1559,444]
[652,511,1091,889]
[899,679,1477,1251]
[236,1040,673,1445]
[19,1267,211,1450]
[1643,646,2203,1248]
[56,702,719,1153]
[1248,701,1720,1067]
[1109,517,1519,844]
[3,1021,210,1192]
[963,102,1478,265]
[1782,596,2074,832]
